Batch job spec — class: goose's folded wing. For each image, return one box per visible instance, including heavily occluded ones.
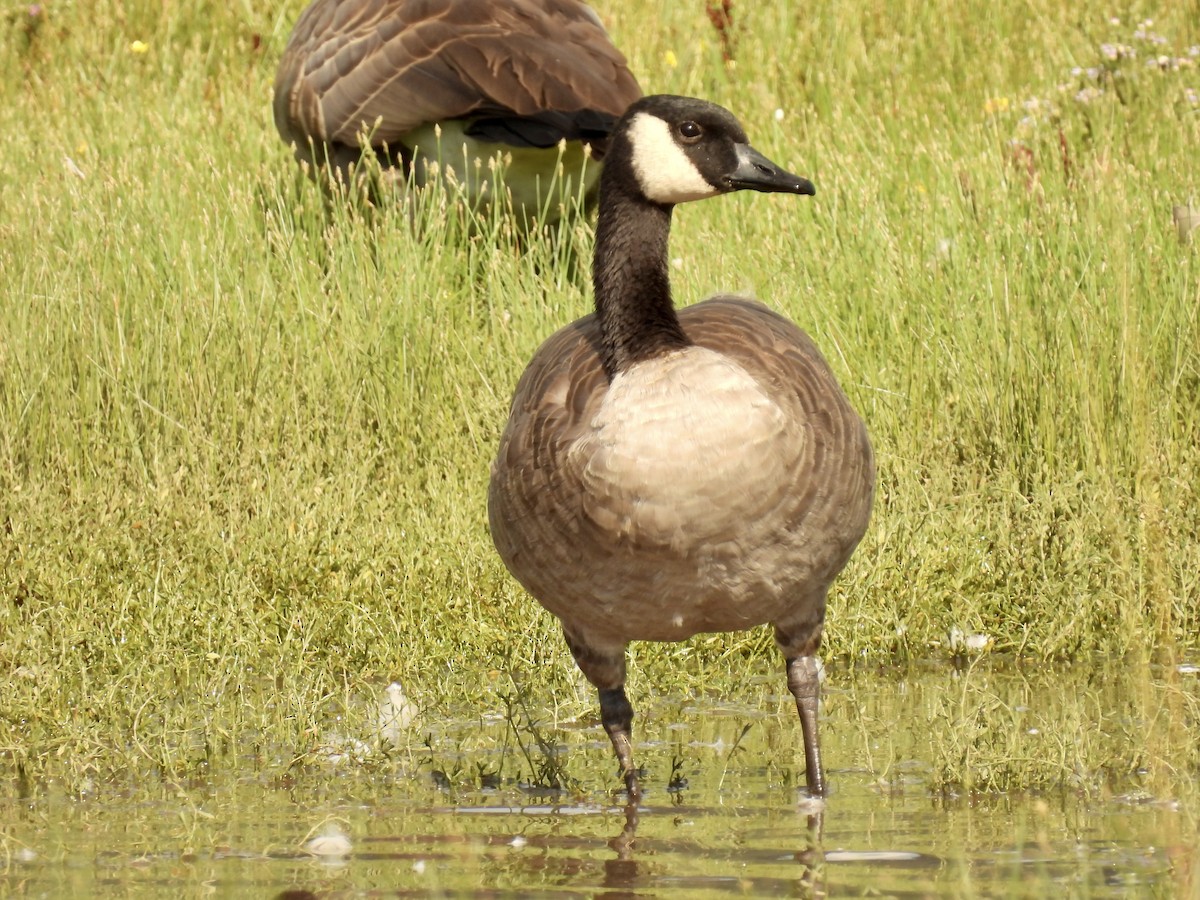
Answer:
[274,0,642,150]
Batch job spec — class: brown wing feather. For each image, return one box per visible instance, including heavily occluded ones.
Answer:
[490,314,608,564]
[274,0,641,153]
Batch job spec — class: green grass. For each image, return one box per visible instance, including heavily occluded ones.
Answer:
[1,0,1198,789]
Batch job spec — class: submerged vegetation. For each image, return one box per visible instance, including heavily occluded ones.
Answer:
[1,0,1198,805]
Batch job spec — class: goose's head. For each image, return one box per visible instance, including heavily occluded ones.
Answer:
[609,95,816,206]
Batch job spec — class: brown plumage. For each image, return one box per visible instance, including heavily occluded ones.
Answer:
[489,96,875,800]
[273,0,642,220]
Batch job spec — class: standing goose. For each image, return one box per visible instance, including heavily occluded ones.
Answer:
[489,95,875,800]
[273,0,642,223]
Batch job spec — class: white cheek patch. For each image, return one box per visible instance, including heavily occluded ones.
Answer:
[627,113,720,204]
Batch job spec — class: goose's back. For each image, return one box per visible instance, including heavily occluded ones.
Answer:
[274,0,641,155]
[489,296,875,648]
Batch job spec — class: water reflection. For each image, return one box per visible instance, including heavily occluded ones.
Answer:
[2,660,1197,897]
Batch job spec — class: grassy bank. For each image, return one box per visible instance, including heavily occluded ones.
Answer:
[1,0,1198,785]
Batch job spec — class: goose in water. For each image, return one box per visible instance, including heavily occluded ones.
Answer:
[489,94,876,799]
[273,0,642,223]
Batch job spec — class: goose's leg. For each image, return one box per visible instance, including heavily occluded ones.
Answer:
[786,654,825,798]
[564,629,641,801]
[776,610,827,798]
[599,687,639,800]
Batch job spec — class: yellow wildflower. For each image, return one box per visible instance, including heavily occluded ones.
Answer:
[129,40,149,54]
[664,49,678,68]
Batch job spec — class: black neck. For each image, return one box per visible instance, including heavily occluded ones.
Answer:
[592,191,692,380]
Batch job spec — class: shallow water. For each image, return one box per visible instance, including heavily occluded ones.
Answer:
[3,662,1198,897]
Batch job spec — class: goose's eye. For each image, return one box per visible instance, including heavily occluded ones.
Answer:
[678,121,703,143]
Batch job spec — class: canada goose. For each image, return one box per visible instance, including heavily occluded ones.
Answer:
[489,95,875,800]
[273,0,642,223]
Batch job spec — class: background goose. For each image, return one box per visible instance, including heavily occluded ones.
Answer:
[273,0,642,223]
[489,94,875,800]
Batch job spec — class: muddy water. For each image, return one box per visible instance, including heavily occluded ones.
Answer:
[3,662,1197,897]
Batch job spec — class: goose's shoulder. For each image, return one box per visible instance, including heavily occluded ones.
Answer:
[678,295,818,351]
[495,313,608,459]
[679,296,846,394]
[276,0,640,147]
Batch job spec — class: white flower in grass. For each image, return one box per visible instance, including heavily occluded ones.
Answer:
[946,626,993,653]
[378,681,417,747]
[1133,23,1168,46]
